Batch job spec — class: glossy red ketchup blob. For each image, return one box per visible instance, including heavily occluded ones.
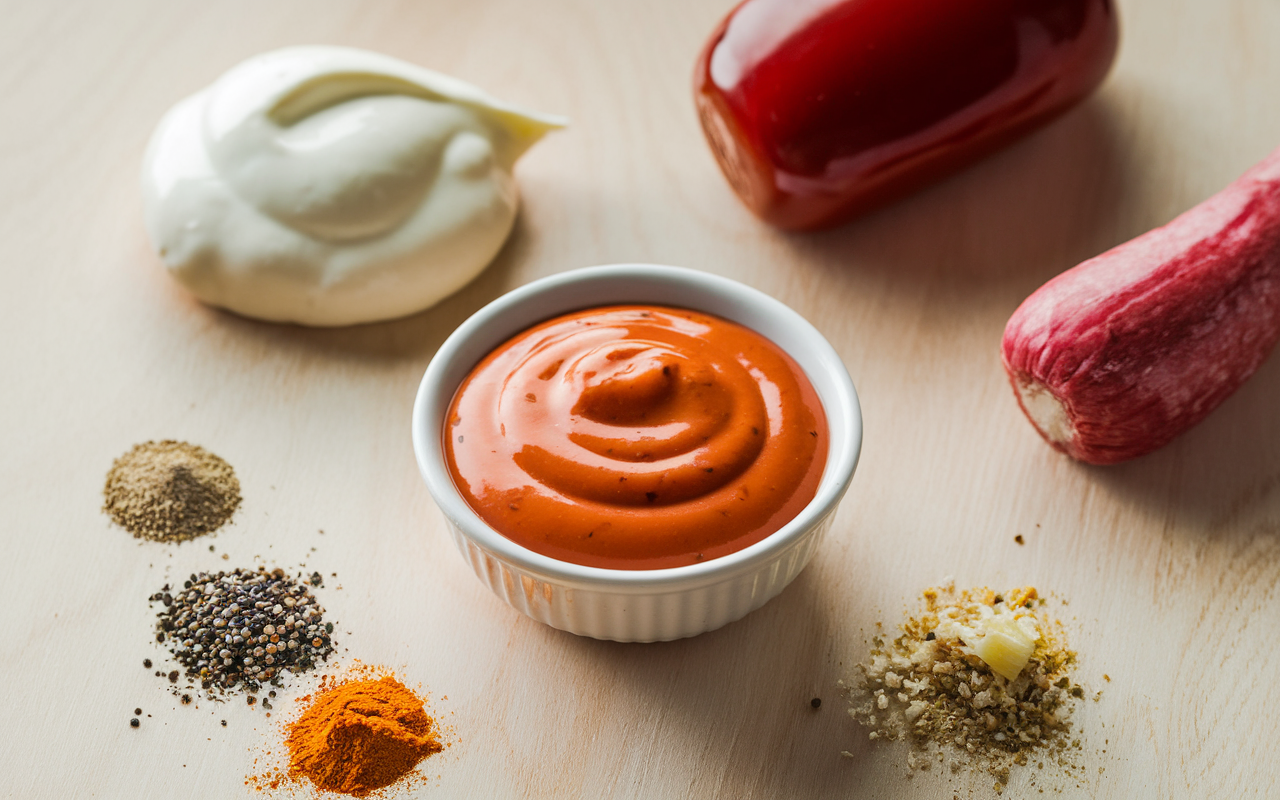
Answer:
[694,0,1120,230]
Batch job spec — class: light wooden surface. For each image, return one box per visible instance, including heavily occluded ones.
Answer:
[3,1,1280,797]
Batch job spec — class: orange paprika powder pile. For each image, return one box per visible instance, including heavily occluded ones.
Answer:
[285,674,443,797]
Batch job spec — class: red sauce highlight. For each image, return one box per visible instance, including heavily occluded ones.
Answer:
[694,0,1119,229]
[444,306,828,570]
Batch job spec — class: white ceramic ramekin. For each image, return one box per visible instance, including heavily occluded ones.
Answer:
[411,264,862,642]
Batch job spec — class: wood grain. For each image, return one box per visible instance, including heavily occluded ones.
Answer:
[2,0,1279,797]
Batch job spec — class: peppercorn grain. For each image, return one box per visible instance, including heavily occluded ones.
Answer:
[150,567,335,696]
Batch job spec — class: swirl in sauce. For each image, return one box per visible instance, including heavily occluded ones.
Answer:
[444,306,828,570]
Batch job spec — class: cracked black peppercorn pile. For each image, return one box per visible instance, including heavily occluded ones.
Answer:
[150,567,335,696]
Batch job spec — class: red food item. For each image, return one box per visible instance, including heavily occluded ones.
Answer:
[1002,145,1280,465]
[444,306,828,570]
[694,0,1120,230]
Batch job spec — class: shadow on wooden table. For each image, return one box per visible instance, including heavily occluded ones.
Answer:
[772,93,1146,303]
[198,209,535,364]
[753,83,1280,537]
[538,566,902,799]
[1081,351,1280,535]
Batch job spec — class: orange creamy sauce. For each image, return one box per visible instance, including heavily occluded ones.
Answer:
[444,305,828,570]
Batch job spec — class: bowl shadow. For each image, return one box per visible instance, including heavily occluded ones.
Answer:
[533,566,889,798]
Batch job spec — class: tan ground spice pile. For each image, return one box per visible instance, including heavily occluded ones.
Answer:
[104,440,241,542]
[843,582,1091,792]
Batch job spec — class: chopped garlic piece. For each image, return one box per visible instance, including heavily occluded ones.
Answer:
[969,616,1037,681]
[904,701,929,723]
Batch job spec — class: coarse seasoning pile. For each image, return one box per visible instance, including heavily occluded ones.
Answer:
[844,583,1090,792]
[104,440,241,542]
[151,567,335,698]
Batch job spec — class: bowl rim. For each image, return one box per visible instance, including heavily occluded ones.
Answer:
[411,263,862,592]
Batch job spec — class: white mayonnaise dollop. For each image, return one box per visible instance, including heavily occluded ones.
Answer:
[141,46,565,326]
